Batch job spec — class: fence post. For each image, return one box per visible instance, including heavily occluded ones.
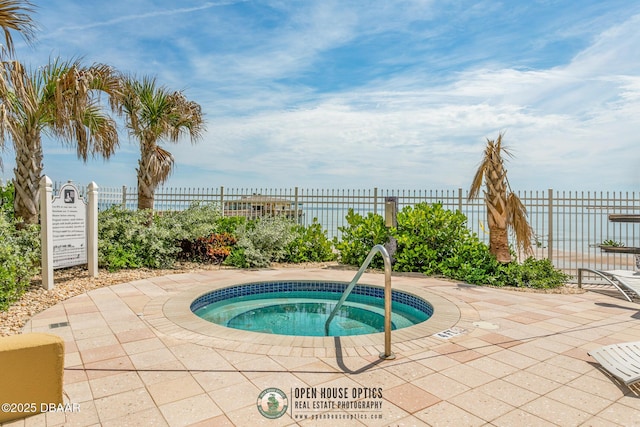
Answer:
[40,176,54,290]
[87,182,98,278]
[294,187,299,224]
[548,188,553,262]
[220,186,225,216]
[458,188,463,212]
[121,185,127,208]
[373,187,378,215]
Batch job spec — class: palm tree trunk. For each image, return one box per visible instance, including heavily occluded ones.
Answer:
[485,141,511,263]
[137,145,155,211]
[489,226,511,263]
[486,195,511,263]
[13,132,42,225]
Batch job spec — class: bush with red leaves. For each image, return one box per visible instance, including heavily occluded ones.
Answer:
[179,233,237,264]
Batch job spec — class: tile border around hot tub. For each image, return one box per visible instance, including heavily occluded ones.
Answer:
[142,273,462,355]
[189,280,435,320]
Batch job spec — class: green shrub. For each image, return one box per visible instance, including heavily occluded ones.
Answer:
[394,203,469,271]
[98,203,242,271]
[334,202,567,288]
[224,247,248,268]
[155,202,224,242]
[495,257,570,288]
[215,216,247,234]
[284,219,335,263]
[0,180,14,217]
[439,237,498,285]
[225,216,297,268]
[392,203,499,283]
[333,210,390,269]
[0,214,40,310]
[98,207,179,271]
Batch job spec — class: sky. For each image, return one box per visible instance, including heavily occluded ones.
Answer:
[1,0,640,191]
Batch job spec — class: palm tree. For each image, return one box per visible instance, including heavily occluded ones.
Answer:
[0,0,36,57]
[468,132,533,263]
[0,58,120,224]
[115,75,204,211]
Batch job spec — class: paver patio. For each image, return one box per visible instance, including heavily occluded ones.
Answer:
[3,267,640,426]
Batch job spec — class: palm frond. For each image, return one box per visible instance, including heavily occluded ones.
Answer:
[31,59,120,159]
[506,192,534,255]
[468,135,510,200]
[71,103,118,161]
[0,60,41,142]
[115,74,204,144]
[146,145,174,185]
[0,0,36,57]
[468,140,491,200]
[166,91,204,143]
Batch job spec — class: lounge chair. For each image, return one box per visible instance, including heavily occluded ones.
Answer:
[578,268,640,302]
[588,341,640,386]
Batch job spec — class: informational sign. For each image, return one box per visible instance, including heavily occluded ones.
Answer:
[51,182,87,269]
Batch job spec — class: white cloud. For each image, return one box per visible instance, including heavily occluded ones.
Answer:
[170,10,640,191]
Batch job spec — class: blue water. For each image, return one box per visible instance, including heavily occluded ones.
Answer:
[193,291,430,337]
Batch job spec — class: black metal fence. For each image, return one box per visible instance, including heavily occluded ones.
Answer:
[59,183,640,279]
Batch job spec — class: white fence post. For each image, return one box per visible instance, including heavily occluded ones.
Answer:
[40,176,54,290]
[87,182,98,277]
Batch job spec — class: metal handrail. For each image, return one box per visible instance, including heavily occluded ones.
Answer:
[324,244,395,359]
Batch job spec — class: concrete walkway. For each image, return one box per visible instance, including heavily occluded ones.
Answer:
[5,268,640,426]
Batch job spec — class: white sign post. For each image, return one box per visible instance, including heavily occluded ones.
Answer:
[40,177,54,290]
[40,176,98,290]
[87,182,98,277]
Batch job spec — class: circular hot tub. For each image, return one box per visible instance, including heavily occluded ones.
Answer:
[190,280,433,337]
[147,271,463,355]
